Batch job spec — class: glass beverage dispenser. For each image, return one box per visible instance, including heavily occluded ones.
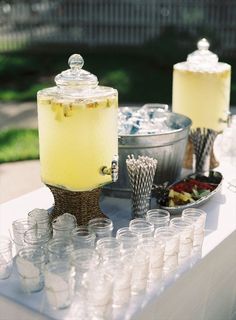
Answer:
[37,54,118,224]
[173,38,231,131]
[172,38,231,168]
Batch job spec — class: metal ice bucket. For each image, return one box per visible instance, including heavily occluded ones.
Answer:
[104,109,192,197]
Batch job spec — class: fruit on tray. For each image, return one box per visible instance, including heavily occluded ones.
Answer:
[153,172,221,208]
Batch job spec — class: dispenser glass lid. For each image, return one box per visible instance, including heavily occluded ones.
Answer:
[54,54,98,89]
[187,38,218,67]
[174,38,230,72]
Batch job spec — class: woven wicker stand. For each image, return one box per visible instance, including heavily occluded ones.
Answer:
[183,138,219,170]
[47,185,106,225]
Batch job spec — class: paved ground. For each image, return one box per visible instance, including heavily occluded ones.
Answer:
[0,101,38,130]
[0,160,43,203]
[0,102,235,204]
[0,102,42,204]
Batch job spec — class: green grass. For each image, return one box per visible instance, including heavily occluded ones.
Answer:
[0,83,52,102]
[0,129,39,163]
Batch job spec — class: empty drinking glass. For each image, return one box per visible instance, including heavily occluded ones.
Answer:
[47,238,74,262]
[154,227,179,277]
[96,237,121,262]
[129,218,154,238]
[12,219,36,252]
[129,249,149,295]
[182,208,207,254]
[146,209,170,230]
[103,258,132,307]
[71,248,99,294]
[83,266,113,318]
[88,218,113,241]
[24,227,51,249]
[28,208,50,230]
[116,227,139,254]
[139,237,164,282]
[170,218,194,264]
[44,260,76,309]
[15,247,46,293]
[72,226,96,249]
[0,235,13,280]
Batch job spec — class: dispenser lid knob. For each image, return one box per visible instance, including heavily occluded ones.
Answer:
[68,54,84,71]
[197,38,210,51]
[55,53,98,88]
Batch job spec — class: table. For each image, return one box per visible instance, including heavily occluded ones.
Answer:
[0,161,236,320]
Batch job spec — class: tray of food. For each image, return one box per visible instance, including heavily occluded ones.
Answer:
[152,171,223,215]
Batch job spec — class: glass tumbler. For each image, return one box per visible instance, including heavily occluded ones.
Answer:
[154,227,179,277]
[146,209,170,230]
[182,208,207,253]
[139,237,164,282]
[170,218,194,264]
[12,219,36,252]
[72,248,99,294]
[47,238,74,262]
[129,218,154,238]
[103,257,132,307]
[96,237,121,262]
[129,248,149,295]
[72,226,96,249]
[83,266,113,318]
[28,208,50,230]
[0,236,13,280]
[88,218,113,241]
[15,247,46,293]
[44,261,76,309]
[24,227,52,249]
[116,227,139,254]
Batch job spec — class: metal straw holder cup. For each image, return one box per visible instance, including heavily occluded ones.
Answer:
[126,155,157,219]
[189,128,218,173]
[192,153,210,174]
[132,194,151,219]
[183,138,219,170]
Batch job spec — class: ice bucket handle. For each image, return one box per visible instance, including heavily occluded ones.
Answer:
[142,103,169,111]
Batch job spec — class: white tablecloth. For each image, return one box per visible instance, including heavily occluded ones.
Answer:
[0,162,236,320]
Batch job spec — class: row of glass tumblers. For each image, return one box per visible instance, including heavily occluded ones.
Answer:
[9,207,206,319]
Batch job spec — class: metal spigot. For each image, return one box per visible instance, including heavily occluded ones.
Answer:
[101,155,119,182]
[219,111,232,127]
[227,111,232,127]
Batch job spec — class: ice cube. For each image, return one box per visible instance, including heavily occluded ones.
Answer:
[118,104,173,135]
[120,107,133,119]
[54,213,76,227]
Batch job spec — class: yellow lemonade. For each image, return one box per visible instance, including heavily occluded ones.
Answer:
[37,92,118,191]
[172,66,231,131]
